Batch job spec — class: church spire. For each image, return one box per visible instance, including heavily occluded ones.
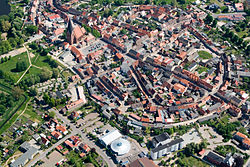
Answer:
[67,18,74,34]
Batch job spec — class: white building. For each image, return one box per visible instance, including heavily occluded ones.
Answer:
[150,133,184,160]
[99,130,122,147]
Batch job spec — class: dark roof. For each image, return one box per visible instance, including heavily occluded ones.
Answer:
[67,18,74,34]
[231,96,241,104]
[56,91,64,99]
[153,133,170,144]
[206,151,224,163]
[151,138,184,153]
[127,157,158,167]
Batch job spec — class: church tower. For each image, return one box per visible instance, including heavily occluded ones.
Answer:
[67,18,75,44]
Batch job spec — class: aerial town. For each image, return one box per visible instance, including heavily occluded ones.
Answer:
[0,0,249,166]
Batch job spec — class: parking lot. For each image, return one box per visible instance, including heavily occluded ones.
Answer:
[40,150,64,167]
[81,40,107,55]
[181,128,202,146]
[199,125,223,148]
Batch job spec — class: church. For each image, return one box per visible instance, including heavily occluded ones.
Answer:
[67,19,86,45]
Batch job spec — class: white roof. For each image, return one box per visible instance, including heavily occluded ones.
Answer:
[100,130,122,146]
[111,138,131,156]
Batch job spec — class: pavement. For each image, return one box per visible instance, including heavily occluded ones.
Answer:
[28,110,116,167]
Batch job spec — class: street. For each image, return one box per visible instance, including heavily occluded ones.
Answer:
[28,109,116,167]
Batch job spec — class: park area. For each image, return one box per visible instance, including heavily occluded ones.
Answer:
[0,52,29,83]
[198,51,213,60]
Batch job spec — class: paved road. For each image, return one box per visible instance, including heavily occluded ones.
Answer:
[28,110,116,167]
[27,131,78,167]
[53,110,116,167]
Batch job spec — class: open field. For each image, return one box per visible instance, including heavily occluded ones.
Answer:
[21,104,42,123]
[181,156,209,167]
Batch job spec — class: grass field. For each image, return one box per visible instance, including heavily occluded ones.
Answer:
[32,55,52,70]
[21,104,42,123]
[181,156,209,167]
[198,51,213,60]
[0,52,29,82]
[23,55,52,81]
[24,66,43,78]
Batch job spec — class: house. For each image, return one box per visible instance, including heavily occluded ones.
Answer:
[206,151,224,166]
[223,154,235,167]
[56,125,68,135]
[79,143,91,153]
[235,3,244,11]
[187,62,198,71]
[40,136,50,146]
[233,132,250,149]
[51,131,62,140]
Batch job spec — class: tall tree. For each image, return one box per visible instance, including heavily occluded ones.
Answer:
[1,20,11,32]
[12,87,23,100]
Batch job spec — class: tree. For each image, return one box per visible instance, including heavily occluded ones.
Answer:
[1,20,11,32]
[145,0,151,4]
[49,60,58,68]
[25,25,38,35]
[49,111,56,118]
[16,61,28,72]
[204,14,213,25]
[211,19,217,27]
[43,93,50,104]
[91,29,101,38]
[39,68,52,82]
[145,126,151,135]
[235,26,241,32]
[12,87,23,100]
[23,0,29,4]
[0,70,3,79]
[49,98,56,107]
[169,128,174,135]
[8,37,17,48]
[0,105,6,115]
[234,156,244,167]
[52,68,59,79]
[29,88,37,96]
[120,29,127,35]
[222,6,229,13]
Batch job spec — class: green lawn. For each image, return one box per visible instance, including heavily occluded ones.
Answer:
[33,55,52,70]
[0,52,29,82]
[21,104,42,122]
[181,156,209,167]
[24,66,43,79]
[198,51,213,60]
[197,66,208,74]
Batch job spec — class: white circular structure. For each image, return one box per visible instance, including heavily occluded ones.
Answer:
[110,138,131,156]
